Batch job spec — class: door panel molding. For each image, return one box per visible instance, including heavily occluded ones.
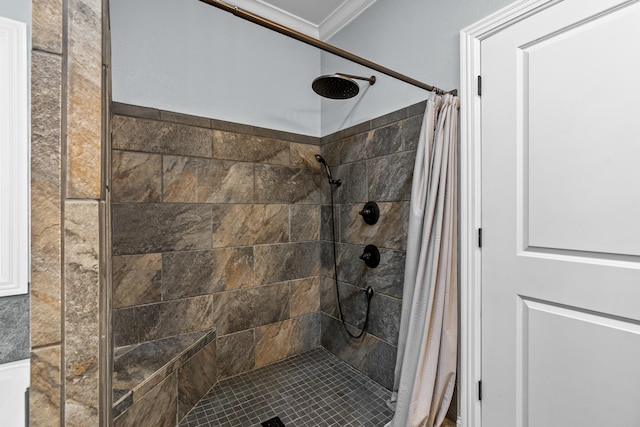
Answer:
[0,16,28,297]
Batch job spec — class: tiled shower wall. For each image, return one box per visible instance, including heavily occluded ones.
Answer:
[110,104,324,380]
[319,102,426,390]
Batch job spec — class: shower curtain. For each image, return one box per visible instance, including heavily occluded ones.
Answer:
[386,92,459,427]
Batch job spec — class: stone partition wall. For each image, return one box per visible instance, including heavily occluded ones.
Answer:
[319,101,426,390]
[30,0,105,425]
[110,103,324,391]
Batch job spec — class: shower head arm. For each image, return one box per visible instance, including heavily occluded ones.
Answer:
[336,73,376,85]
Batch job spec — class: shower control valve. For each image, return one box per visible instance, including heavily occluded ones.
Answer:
[359,244,380,268]
[359,201,379,225]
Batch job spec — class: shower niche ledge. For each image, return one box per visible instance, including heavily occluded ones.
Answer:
[112,328,217,425]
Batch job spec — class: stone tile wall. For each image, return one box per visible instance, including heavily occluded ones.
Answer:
[0,295,30,363]
[110,104,323,387]
[319,101,426,390]
[30,0,104,425]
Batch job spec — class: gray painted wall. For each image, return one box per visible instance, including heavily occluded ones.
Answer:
[109,0,516,136]
[110,0,322,136]
[0,0,30,365]
[320,0,515,134]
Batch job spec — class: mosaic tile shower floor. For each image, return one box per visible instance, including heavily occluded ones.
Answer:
[178,347,394,427]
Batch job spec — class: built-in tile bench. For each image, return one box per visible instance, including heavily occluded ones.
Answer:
[113,328,217,427]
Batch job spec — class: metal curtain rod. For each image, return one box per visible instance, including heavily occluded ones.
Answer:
[198,0,457,96]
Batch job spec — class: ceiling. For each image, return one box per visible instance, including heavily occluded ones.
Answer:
[232,0,377,40]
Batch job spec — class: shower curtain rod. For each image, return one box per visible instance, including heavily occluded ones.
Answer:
[198,0,457,96]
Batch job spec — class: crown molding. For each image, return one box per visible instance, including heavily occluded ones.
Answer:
[320,0,377,41]
[233,0,320,38]
[231,0,377,41]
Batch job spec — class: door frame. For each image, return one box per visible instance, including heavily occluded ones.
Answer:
[458,1,558,426]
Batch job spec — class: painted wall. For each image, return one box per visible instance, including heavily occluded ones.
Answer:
[0,0,30,24]
[320,0,514,134]
[110,0,321,136]
[110,0,515,137]
[0,0,30,367]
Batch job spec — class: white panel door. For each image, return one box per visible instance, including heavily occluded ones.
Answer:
[481,1,640,426]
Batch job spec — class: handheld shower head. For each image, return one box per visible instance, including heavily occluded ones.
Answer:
[315,155,341,187]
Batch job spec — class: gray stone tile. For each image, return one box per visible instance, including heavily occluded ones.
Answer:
[368,293,402,346]
[112,254,162,308]
[31,51,62,347]
[255,164,324,204]
[178,348,393,427]
[112,203,212,255]
[333,161,367,204]
[368,150,415,202]
[210,283,290,335]
[212,131,290,165]
[217,330,255,380]
[111,150,162,202]
[160,110,211,128]
[0,295,30,363]
[339,134,367,164]
[319,141,340,166]
[320,314,397,390]
[162,155,198,203]
[211,204,289,247]
[370,106,406,129]
[290,277,320,317]
[291,312,320,354]
[114,372,177,427]
[113,295,214,347]
[401,114,423,151]
[319,276,339,318]
[290,205,320,242]
[162,247,254,300]
[195,159,254,203]
[335,243,405,299]
[112,104,161,120]
[178,340,217,420]
[161,250,217,300]
[339,202,404,250]
[112,116,212,157]
[254,242,320,285]
[366,122,402,158]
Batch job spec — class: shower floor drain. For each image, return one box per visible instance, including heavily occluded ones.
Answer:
[261,416,286,427]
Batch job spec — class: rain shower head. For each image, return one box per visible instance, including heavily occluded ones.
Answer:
[312,73,376,99]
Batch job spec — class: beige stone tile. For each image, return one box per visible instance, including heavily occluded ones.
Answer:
[290,142,319,168]
[254,319,295,368]
[64,201,100,426]
[33,0,63,53]
[66,0,102,199]
[111,151,162,202]
[30,346,61,427]
[31,51,62,347]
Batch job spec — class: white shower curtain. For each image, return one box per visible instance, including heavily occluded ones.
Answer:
[386,92,459,427]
